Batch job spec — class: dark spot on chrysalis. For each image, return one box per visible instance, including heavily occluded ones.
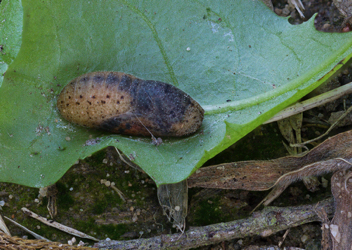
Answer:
[76,102,80,105]
[106,95,110,98]
[106,73,119,84]
[80,77,89,82]
[92,95,96,99]
[101,100,106,104]
[93,74,104,83]
[121,96,124,99]
[119,74,132,91]
[87,101,91,105]
[117,101,120,104]
[80,95,83,98]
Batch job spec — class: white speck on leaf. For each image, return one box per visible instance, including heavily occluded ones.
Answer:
[210,22,219,33]
[224,31,234,41]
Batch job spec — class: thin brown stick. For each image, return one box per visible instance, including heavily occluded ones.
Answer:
[4,216,49,241]
[0,215,10,237]
[94,198,334,250]
[291,105,352,148]
[264,82,352,124]
[21,208,99,241]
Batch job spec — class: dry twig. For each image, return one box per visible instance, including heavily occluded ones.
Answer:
[95,198,334,250]
[264,82,352,124]
[21,208,99,241]
[4,216,49,241]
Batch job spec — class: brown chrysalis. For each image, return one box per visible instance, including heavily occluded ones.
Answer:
[57,72,204,137]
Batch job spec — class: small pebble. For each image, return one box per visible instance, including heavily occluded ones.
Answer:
[78,241,85,246]
[322,23,331,30]
[301,234,309,243]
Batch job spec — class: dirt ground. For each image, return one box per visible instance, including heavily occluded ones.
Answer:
[1,0,352,249]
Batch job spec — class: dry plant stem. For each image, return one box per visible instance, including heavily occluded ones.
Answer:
[188,130,352,191]
[94,198,334,250]
[291,105,352,148]
[21,208,99,241]
[0,215,10,237]
[3,216,49,241]
[289,0,305,18]
[157,181,188,232]
[330,169,352,249]
[189,130,352,209]
[314,204,332,250]
[110,185,127,202]
[114,147,142,171]
[264,82,352,124]
[258,157,352,208]
[278,229,290,248]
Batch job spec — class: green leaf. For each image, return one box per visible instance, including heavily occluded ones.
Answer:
[0,0,23,86]
[1,0,352,187]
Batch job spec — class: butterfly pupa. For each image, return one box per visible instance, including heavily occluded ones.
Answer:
[57,72,204,137]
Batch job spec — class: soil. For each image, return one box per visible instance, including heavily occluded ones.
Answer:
[1,0,352,249]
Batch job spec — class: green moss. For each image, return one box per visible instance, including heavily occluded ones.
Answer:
[56,182,75,210]
[192,198,227,226]
[75,217,96,233]
[99,224,128,239]
[92,197,109,214]
[86,149,107,165]
[75,218,128,240]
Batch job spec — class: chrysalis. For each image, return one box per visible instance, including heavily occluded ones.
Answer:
[57,72,204,137]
